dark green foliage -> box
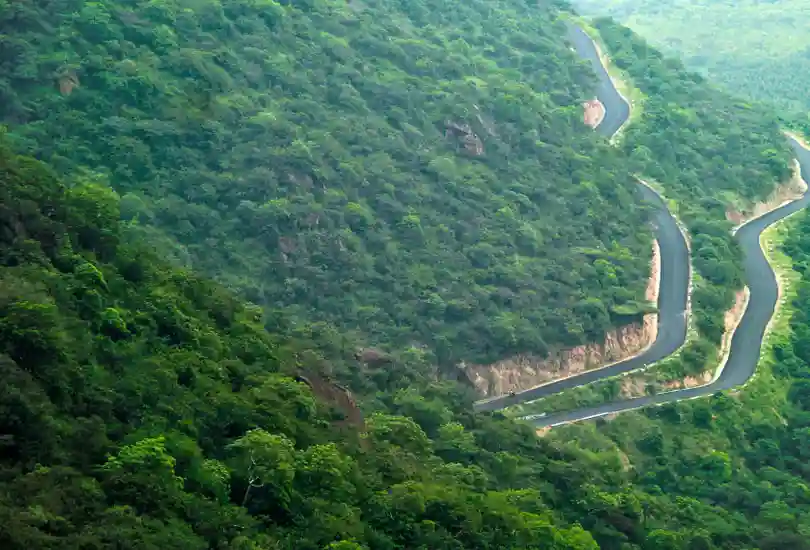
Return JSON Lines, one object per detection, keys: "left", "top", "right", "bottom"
{"left": 5, "top": 1, "right": 810, "bottom": 548}
{"left": 0, "top": 0, "right": 655, "bottom": 366}
{"left": 0, "top": 142, "right": 613, "bottom": 548}
{"left": 8, "top": 121, "right": 810, "bottom": 549}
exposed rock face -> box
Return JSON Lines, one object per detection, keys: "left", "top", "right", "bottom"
{"left": 445, "top": 120, "right": 485, "bottom": 156}
{"left": 295, "top": 373, "right": 364, "bottom": 429}
{"left": 464, "top": 241, "right": 660, "bottom": 398}
{"left": 582, "top": 98, "right": 605, "bottom": 128}
{"left": 619, "top": 375, "right": 648, "bottom": 398}
{"left": 58, "top": 72, "right": 80, "bottom": 96}
{"left": 355, "top": 347, "right": 392, "bottom": 366}
{"left": 660, "top": 370, "right": 713, "bottom": 391}
{"left": 466, "top": 320, "right": 655, "bottom": 398}
{"left": 719, "top": 289, "right": 748, "bottom": 365}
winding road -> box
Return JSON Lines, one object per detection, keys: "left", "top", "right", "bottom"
{"left": 474, "top": 25, "right": 690, "bottom": 414}
{"left": 475, "top": 24, "right": 810, "bottom": 427}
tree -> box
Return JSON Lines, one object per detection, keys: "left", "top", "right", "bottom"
{"left": 101, "top": 436, "right": 184, "bottom": 516}
{"left": 228, "top": 429, "right": 296, "bottom": 512}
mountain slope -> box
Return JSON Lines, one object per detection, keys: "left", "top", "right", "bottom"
{"left": 0, "top": 0, "right": 653, "bottom": 366}
{"left": 0, "top": 138, "right": 609, "bottom": 549}
{"left": 7, "top": 128, "right": 810, "bottom": 550}
{"left": 6, "top": 2, "right": 810, "bottom": 548}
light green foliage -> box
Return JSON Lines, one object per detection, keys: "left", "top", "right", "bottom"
{"left": 572, "top": 0, "right": 810, "bottom": 115}
{"left": 325, "top": 542, "right": 366, "bottom": 550}
{"left": 296, "top": 442, "right": 356, "bottom": 499}
{"left": 197, "top": 458, "right": 231, "bottom": 503}
{"left": 435, "top": 422, "right": 478, "bottom": 463}
{"left": 366, "top": 413, "right": 433, "bottom": 457}
{"left": 101, "top": 436, "right": 185, "bottom": 512}
{"left": 229, "top": 429, "right": 297, "bottom": 509}
{"left": 74, "top": 260, "right": 107, "bottom": 289}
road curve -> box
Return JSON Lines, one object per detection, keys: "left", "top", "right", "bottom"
{"left": 476, "top": 23, "right": 810, "bottom": 426}
{"left": 474, "top": 24, "right": 690, "bottom": 414}
{"left": 533, "top": 138, "right": 810, "bottom": 428}
{"left": 519, "top": 23, "right": 810, "bottom": 427}
{"left": 566, "top": 24, "right": 628, "bottom": 138}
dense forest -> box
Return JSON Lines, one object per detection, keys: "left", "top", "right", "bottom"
{"left": 571, "top": 0, "right": 810, "bottom": 116}
{"left": 7, "top": 133, "right": 810, "bottom": 549}
{"left": 9, "top": 128, "right": 810, "bottom": 548}
{"left": 0, "top": 0, "right": 658, "bottom": 368}
{"left": 6, "top": 0, "right": 810, "bottom": 548}
{"left": 0, "top": 141, "right": 596, "bottom": 548}
{"left": 591, "top": 17, "right": 794, "bottom": 380}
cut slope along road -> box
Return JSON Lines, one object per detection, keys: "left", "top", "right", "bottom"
{"left": 533, "top": 135, "right": 810, "bottom": 428}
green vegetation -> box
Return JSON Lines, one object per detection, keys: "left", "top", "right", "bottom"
{"left": 508, "top": 19, "right": 797, "bottom": 417}
{"left": 7, "top": 0, "right": 810, "bottom": 548}
{"left": 571, "top": 0, "right": 810, "bottom": 115}
{"left": 575, "top": 16, "right": 646, "bottom": 136}
{"left": 0, "top": 140, "right": 609, "bottom": 549}
{"left": 518, "top": 205, "right": 810, "bottom": 550}
{"left": 514, "top": 216, "right": 802, "bottom": 420}
{"left": 0, "top": 0, "right": 658, "bottom": 367}
{"left": 9, "top": 135, "right": 810, "bottom": 548}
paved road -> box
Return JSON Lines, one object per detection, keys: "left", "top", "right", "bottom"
{"left": 475, "top": 24, "right": 690, "bottom": 413}
{"left": 533, "top": 137, "right": 810, "bottom": 428}
{"left": 477, "top": 24, "right": 810, "bottom": 428}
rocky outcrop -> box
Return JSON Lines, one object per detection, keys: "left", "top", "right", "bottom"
{"left": 661, "top": 370, "right": 714, "bottom": 392}
{"left": 295, "top": 373, "right": 364, "bottom": 429}
{"left": 617, "top": 369, "right": 714, "bottom": 401}
{"left": 445, "top": 120, "right": 485, "bottom": 156}
{"left": 583, "top": 98, "right": 605, "bottom": 128}
{"left": 58, "top": 72, "right": 80, "bottom": 96}
{"left": 718, "top": 289, "right": 748, "bottom": 368}
{"left": 355, "top": 347, "right": 392, "bottom": 366}
{"left": 464, "top": 241, "right": 660, "bottom": 398}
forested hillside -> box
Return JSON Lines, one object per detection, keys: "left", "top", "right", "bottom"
{"left": 570, "top": 0, "right": 810, "bottom": 116}
{"left": 0, "top": 0, "right": 656, "bottom": 367}
{"left": 546, "top": 206, "right": 810, "bottom": 550}
{"left": 11, "top": 123, "right": 810, "bottom": 549}
{"left": 7, "top": 0, "right": 810, "bottom": 547}
{"left": 8, "top": 134, "right": 810, "bottom": 549}
{"left": 0, "top": 141, "right": 600, "bottom": 548}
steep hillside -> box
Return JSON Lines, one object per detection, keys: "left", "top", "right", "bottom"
{"left": 570, "top": 0, "right": 810, "bottom": 115}
{"left": 0, "top": 0, "right": 653, "bottom": 368}
{"left": 7, "top": 130, "right": 810, "bottom": 549}
{"left": 546, "top": 205, "right": 810, "bottom": 549}
{"left": 0, "top": 139, "right": 614, "bottom": 549}
{"left": 6, "top": 0, "right": 810, "bottom": 547}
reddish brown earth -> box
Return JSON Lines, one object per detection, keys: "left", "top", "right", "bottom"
{"left": 583, "top": 98, "right": 605, "bottom": 128}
